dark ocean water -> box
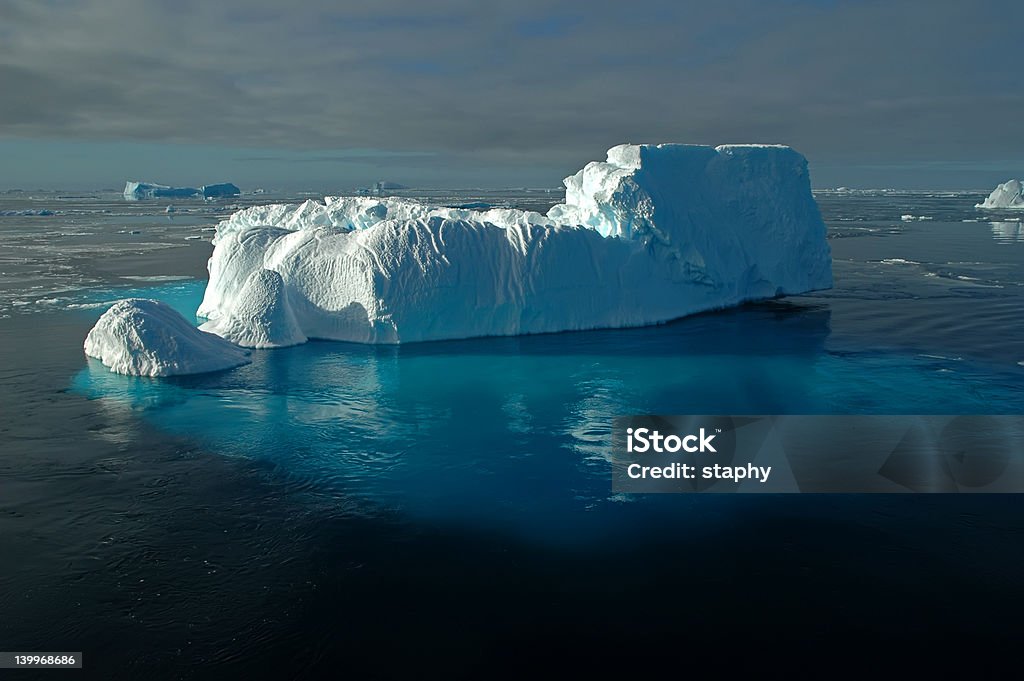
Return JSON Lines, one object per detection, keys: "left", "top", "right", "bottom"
{"left": 1, "top": 189, "right": 1023, "bottom": 678}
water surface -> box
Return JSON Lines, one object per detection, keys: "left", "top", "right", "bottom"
{"left": 2, "top": 188, "right": 1023, "bottom": 678}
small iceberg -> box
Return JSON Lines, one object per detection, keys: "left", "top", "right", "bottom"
{"left": 976, "top": 179, "right": 1024, "bottom": 210}
{"left": 84, "top": 299, "right": 251, "bottom": 376}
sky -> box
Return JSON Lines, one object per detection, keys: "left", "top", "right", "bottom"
{"left": 0, "top": 0, "right": 1021, "bottom": 190}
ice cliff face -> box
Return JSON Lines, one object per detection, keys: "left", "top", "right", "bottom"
{"left": 199, "top": 269, "right": 307, "bottom": 348}
{"left": 977, "top": 179, "right": 1024, "bottom": 210}
{"left": 85, "top": 299, "right": 251, "bottom": 376}
{"left": 198, "top": 144, "right": 832, "bottom": 345}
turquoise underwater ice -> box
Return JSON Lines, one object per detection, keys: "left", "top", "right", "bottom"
{"left": 73, "top": 278, "right": 1024, "bottom": 544}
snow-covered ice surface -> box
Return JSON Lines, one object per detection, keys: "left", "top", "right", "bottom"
{"left": 84, "top": 298, "right": 251, "bottom": 376}
{"left": 199, "top": 269, "right": 307, "bottom": 348}
{"left": 200, "top": 144, "right": 833, "bottom": 345}
{"left": 977, "top": 179, "right": 1024, "bottom": 210}
{"left": 0, "top": 187, "right": 556, "bottom": 319}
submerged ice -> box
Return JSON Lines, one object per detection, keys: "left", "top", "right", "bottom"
{"left": 89, "top": 143, "right": 832, "bottom": 374}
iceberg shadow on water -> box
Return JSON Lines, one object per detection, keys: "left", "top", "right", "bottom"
{"left": 320, "top": 299, "right": 835, "bottom": 360}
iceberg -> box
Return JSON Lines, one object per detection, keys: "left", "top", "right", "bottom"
{"left": 976, "top": 179, "right": 1024, "bottom": 210}
{"left": 198, "top": 143, "right": 832, "bottom": 345}
{"left": 84, "top": 299, "right": 251, "bottom": 376}
{"left": 123, "top": 181, "right": 241, "bottom": 200}
{"left": 124, "top": 182, "right": 200, "bottom": 200}
{"left": 200, "top": 183, "right": 242, "bottom": 199}
{"left": 374, "top": 181, "right": 407, "bottom": 192}
{"left": 356, "top": 181, "right": 408, "bottom": 195}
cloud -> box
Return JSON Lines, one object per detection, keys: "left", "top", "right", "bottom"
{"left": 0, "top": 0, "right": 1021, "bottom": 168}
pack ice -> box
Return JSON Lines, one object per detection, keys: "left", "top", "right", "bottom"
{"left": 976, "top": 179, "right": 1024, "bottom": 210}
{"left": 124, "top": 181, "right": 241, "bottom": 200}
{"left": 199, "top": 144, "right": 831, "bottom": 345}
{"left": 85, "top": 299, "right": 251, "bottom": 376}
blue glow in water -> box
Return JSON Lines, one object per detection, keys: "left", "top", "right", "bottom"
{"left": 74, "top": 281, "right": 1024, "bottom": 544}
{"left": 71, "top": 280, "right": 207, "bottom": 321}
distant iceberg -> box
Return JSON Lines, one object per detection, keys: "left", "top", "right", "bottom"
{"left": 199, "top": 144, "right": 832, "bottom": 345}
{"left": 200, "top": 183, "right": 242, "bottom": 198}
{"left": 976, "top": 179, "right": 1024, "bottom": 210}
{"left": 123, "top": 181, "right": 241, "bottom": 201}
{"left": 355, "top": 180, "right": 409, "bottom": 196}
{"left": 85, "top": 299, "right": 250, "bottom": 376}
{"left": 123, "top": 182, "right": 197, "bottom": 200}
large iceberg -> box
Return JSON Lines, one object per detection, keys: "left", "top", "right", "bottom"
{"left": 124, "top": 181, "right": 241, "bottom": 200}
{"left": 198, "top": 144, "right": 832, "bottom": 345}
{"left": 85, "top": 299, "right": 251, "bottom": 376}
{"left": 976, "top": 179, "right": 1024, "bottom": 210}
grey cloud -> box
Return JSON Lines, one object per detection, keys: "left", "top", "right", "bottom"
{"left": 0, "top": 0, "right": 1021, "bottom": 168}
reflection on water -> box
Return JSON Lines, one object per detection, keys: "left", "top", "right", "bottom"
{"left": 991, "top": 221, "right": 1024, "bottom": 243}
